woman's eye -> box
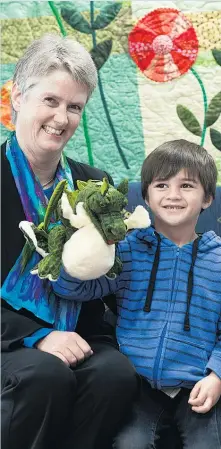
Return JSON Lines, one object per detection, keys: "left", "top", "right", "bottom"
{"left": 68, "top": 104, "right": 82, "bottom": 113}
{"left": 45, "top": 97, "right": 56, "bottom": 106}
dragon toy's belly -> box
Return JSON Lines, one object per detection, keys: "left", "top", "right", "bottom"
{"left": 62, "top": 224, "right": 115, "bottom": 280}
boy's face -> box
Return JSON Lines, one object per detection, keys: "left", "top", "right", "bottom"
{"left": 146, "top": 169, "right": 212, "bottom": 231}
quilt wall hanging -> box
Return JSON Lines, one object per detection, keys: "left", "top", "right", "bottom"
{"left": 1, "top": 1, "right": 221, "bottom": 185}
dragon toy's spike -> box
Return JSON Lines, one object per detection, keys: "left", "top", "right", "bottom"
{"left": 64, "top": 187, "right": 79, "bottom": 209}
{"left": 117, "top": 179, "right": 128, "bottom": 195}
{"left": 77, "top": 180, "right": 87, "bottom": 191}
{"left": 43, "top": 180, "right": 67, "bottom": 231}
{"left": 100, "top": 177, "right": 109, "bottom": 196}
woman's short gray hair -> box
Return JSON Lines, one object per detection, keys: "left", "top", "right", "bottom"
{"left": 12, "top": 33, "right": 98, "bottom": 122}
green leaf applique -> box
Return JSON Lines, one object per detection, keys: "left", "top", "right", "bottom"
{"left": 210, "top": 128, "right": 221, "bottom": 151}
{"left": 212, "top": 49, "right": 221, "bottom": 66}
{"left": 60, "top": 2, "right": 91, "bottom": 34}
{"left": 176, "top": 105, "right": 202, "bottom": 136}
{"left": 205, "top": 92, "right": 221, "bottom": 127}
{"left": 90, "top": 39, "right": 113, "bottom": 71}
{"left": 93, "top": 2, "right": 122, "bottom": 30}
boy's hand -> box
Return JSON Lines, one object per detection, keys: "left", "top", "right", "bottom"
{"left": 188, "top": 372, "right": 221, "bottom": 414}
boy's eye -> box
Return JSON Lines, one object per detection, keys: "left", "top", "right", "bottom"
{"left": 181, "top": 183, "right": 194, "bottom": 188}
{"left": 155, "top": 183, "right": 167, "bottom": 189}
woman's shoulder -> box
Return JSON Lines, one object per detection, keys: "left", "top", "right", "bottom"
{"left": 1, "top": 140, "right": 7, "bottom": 157}
{"left": 1, "top": 140, "right": 7, "bottom": 150}
{"left": 1, "top": 140, "right": 10, "bottom": 172}
{"left": 67, "top": 157, "right": 114, "bottom": 185}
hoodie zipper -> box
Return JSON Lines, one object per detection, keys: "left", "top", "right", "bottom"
{"left": 171, "top": 248, "right": 179, "bottom": 292}
{"left": 153, "top": 323, "right": 167, "bottom": 388}
{"left": 152, "top": 247, "right": 180, "bottom": 388}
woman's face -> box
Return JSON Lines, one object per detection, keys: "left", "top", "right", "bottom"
{"left": 11, "top": 69, "right": 88, "bottom": 157}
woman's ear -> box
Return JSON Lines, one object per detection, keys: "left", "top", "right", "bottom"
{"left": 11, "top": 83, "right": 22, "bottom": 112}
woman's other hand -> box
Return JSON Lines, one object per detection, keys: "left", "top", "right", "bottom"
{"left": 36, "top": 330, "right": 93, "bottom": 367}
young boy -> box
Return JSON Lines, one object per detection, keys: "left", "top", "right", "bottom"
{"left": 53, "top": 139, "right": 221, "bottom": 449}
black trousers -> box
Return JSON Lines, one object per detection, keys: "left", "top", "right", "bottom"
{"left": 1, "top": 339, "right": 138, "bottom": 449}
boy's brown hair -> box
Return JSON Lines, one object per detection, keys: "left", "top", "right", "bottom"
{"left": 141, "top": 139, "right": 217, "bottom": 201}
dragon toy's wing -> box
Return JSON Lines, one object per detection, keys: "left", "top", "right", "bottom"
{"left": 19, "top": 221, "right": 49, "bottom": 272}
{"left": 31, "top": 225, "right": 67, "bottom": 281}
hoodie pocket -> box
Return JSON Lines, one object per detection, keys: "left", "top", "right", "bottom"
{"left": 163, "top": 334, "right": 209, "bottom": 379}
{"left": 117, "top": 328, "right": 163, "bottom": 373}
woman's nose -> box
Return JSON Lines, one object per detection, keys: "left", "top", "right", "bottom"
{"left": 54, "top": 108, "right": 68, "bottom": 126}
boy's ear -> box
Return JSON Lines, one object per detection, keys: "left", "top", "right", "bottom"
{"left": 145, "top": 197, "right": 149, "bottom": 208}
{"left": 11, "top": 83, "right": 22, "bottom": 112}
{"left": 202, "top": 195, "right": 213, "bottom": 210}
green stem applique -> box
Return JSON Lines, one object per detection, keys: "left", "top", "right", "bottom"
{"left": 190, "top": 67, "right": 208, "bottom": 146}
{"left": 48, "top": 1, "right": 94, "bottom": 166}
{"left": 90, "top": 2, "right": 129, "bottom": 169}
{"left": 48, "top": 1, "right": 67, "bottom": 36}
{"left": 83, "top": 110, "right": 94, "bottom": 166}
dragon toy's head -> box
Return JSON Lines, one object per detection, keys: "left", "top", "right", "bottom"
{"left": 75, "top": 178, "right": 128, "bottom": 244}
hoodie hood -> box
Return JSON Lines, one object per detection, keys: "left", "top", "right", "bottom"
{"left": 134, "top": 226, "right": 221, "bottom": 253}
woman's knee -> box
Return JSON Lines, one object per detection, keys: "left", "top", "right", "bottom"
{"left": 20, "top": 350, "right": 77, "bottom": 401}
{"left": 89, "top": 344, "right": 138, "bottom": 398}
{"left": 108, "top": 351, "right": 138, "bottom": 399}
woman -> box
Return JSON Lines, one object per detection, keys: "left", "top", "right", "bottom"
{"left": 1, "top": 34, "right": 137, "bottom": 449}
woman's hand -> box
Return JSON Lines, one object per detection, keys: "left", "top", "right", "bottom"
{"left": 188, "top": 371, "right": 221, "bottom": 413}
{"left": 36, "top": 330, "right": 93, "bottom": 367}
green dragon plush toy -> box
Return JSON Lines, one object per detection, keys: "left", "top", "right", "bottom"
{"left": 19, "top": 178, "right": 151, "bottom": 281}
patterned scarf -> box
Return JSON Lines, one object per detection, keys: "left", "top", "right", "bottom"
{"left": 1, "top": 132, "right": 82, "bottom": 330}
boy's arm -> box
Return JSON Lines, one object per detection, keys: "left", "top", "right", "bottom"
{"left": 52, "top": 240, "right": 131, "bottom": 301}
{"left": 205, "top": 315, "right": 221, "bottom": 379}
{"left": 188, "top": 316, "right": 221, "bottom": 414}
{"left": 53, "top": 267, "right": 119, "bottom": 300}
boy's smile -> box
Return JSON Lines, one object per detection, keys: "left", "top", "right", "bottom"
{"left": 146, "top": 169, "right": 212, "bottom": 242}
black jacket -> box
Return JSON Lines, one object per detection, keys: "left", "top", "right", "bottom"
{"left": 1, "top": 141, "right": 114, "bottom": 351}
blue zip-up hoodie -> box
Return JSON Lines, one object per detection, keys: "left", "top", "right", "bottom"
{"left": 54, "top": 227, "right": 221, "bottom": 389}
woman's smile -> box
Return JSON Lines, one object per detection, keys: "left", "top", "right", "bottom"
{"left": 42, "top": 125, "right": 64, "bottom": 136}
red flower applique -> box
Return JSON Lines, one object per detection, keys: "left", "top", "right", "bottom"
{"left": 0, "top": 80, "right": 15, "bottom": 131}
{"left": 128, "top": 8, "right": 198, "bottom": 82}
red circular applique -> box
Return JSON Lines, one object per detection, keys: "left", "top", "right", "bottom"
{"left": 0, "top": 80, "right": 15, "bottom": 131}
{"left": 128, "top": 8, "right": 199, "bottom": 82}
